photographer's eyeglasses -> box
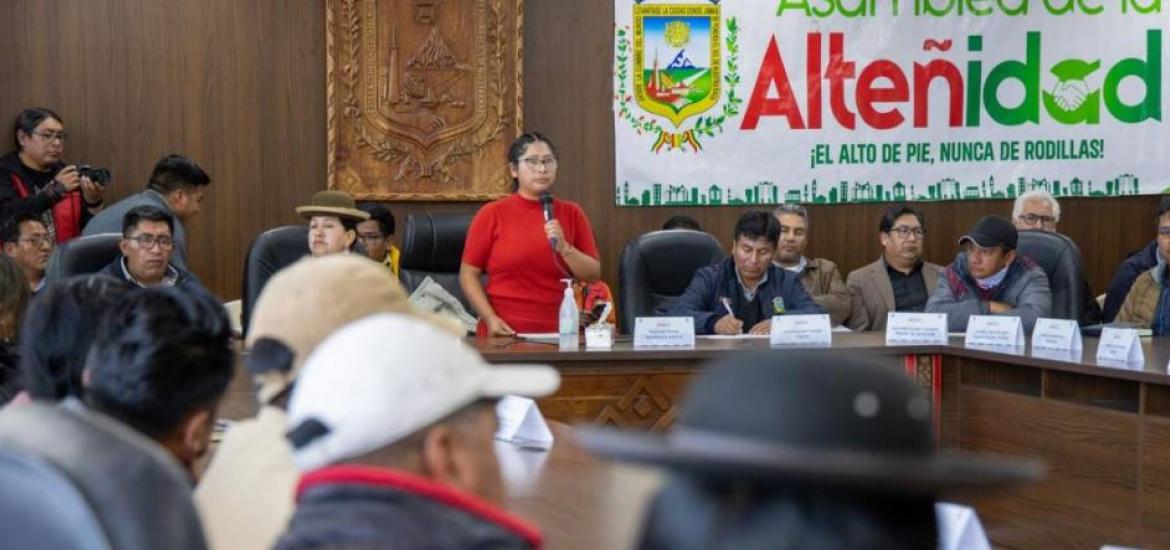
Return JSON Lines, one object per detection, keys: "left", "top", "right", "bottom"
{"left": 519, "top": 156, "right": 558, "bottom": 169}
{"left": 17, "top": 236, "right": 53, "bottom": 248}
{"left": 126, "top": 234, "right": 175, "bottom": 250}
{"left": 32, "top": 131, "right": 67, "bottom": 143}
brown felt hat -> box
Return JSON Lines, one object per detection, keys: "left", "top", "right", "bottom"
{"left": 295, "top": 190, "right": 369, "bottom": 222}
{"left": 579, "top": 351, "right": 1044, "bottom": 495}
{"left": 246, "top": 254, "right": 461, "bottom": 404}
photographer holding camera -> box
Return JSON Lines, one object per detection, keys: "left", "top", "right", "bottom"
{"left": 0, "top": 107, "right": 106, "bottom": 244}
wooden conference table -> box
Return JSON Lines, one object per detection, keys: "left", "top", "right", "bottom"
{"left": 478, "top": 333, "right": 1170, "bottom": 550}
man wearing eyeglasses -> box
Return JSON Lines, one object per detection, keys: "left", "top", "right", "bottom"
{"left": 99, "top": 205, "right": 201, "bottom": 290}
{"left": 357, "top": 203, "right": 399, "bottom": 276}
{"left": 0, "top": 213, "right": 52, "bottom": 292}
{"left": 1011, "top": 189, "right": 1061, "bottom": 232}
{"left": 0, "top": 107, "right": 104, "bottom": 243}
{"left": 1010, "top": 190, "right": 1103, "bottom": 325}
{"left": 927, "top": 215, "right": 1051, "bottom": 332}
{"left": 1115, "top": 199, "right": 1170, "bottom": 334}
{"left": 845, "top": 206, "right": 944, "bottom": 331}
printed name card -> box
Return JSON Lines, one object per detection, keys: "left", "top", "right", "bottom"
{"left": 964, "top": 315, "right": 1024, "bottom": 349}
{"left": 770, "top": 314, "right": 832, "bottom": 347}
{"left": 634, "top": 317, "right": 695, "bottom": 348}
{"left": 495, "top": 396, "right": 554, "bottom": 450}
{"left": 885, "top": 312, "right": 948, "bottom": 345}
{"left": 1096, "top": 327, "right": 1144, "bottom": 365}
{"left": 1031, "top": 318, "right": 1082, "bottom": 352}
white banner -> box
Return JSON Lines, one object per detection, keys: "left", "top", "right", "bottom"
{"left": 613, "top": 0, "right": 1168, "bottom": 207}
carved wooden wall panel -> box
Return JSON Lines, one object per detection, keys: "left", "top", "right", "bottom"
{"left": 326, "top": 0, "right": 523, "bottom": 201}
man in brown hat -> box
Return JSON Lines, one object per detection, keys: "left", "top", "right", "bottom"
{"left": 195, "top": 255, "right": 458, "bottom": 550}
{"left": 295, "top": 190, "right": 369, "bottom": 257}
{"left": 580, "top": 351, "right": 1043, "bottom": 549}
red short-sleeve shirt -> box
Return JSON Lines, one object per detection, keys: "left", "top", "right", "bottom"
{"left": 462, "top": 193, "right": 600, "bottom": 333}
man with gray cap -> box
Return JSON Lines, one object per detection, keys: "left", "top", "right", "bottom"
{"left": 926, "top": 215, "right": 1052, "bottom": 332}
{"left": 195, "top": 254, "right": 458, "bottom": 550}
{"left": 276, "top": 313, "right": 560, "bottom": 549}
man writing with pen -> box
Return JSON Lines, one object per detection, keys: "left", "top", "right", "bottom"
{"left": 662, "top": 211, "right": 825, "bottom": 335}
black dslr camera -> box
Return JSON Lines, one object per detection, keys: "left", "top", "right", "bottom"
{"left": 76, "top": 165, "right": 111, "bottom": 186}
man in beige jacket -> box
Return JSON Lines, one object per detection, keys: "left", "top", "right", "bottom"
{"left": 195, "top": 254, "right": 459, "bottom": 550}
{"left": 1116, "top": 202, "right": 1170, "bottom": 333}
{"left": 772, "top": 204, "right": 851, "bottom": 326}
{"left": 846, "top": 206, "right": 943, "bottom": 331}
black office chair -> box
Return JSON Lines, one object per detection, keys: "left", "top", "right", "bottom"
{"left": 398, "top": 212, "right": 476, "bottom": 312}
{"left": 0, "top": 402, "right": 207, "bottom": 550}
{"left": 1017, "top": 230, "right": 1084, "bottom": 322}
{"left": 618, "top": 229, "right": 725, "bottom": 331}
{"left": 241, "top": 225, "right": 309, "bottom": 336}
{"left": 44, "top": 232, "right": 123, "bottom": 281}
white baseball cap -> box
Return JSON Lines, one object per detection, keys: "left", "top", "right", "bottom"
{"left": 286, "top": 313, "right": 561, "bottom": 472}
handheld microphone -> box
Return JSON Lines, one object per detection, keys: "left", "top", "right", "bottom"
{"left": 539, "top": 192, "right": 557, "bottom": 250}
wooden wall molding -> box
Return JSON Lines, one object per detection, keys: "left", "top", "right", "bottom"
{"left": 326, "top": 0, "right": 523, "bottom": 201}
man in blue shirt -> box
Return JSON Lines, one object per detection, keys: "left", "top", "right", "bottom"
{"left": 663, "top": 211, "right": 824, "bottom": 335}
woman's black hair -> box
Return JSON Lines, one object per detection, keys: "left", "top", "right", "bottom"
{"left": 507, "top": 132, "right": 558, "bottom": 192}
{"left": 13, "top": 107, "right": 63, "bottom": 151}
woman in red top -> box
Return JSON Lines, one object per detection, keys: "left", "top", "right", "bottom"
{"left": 460, "top": 133, "right": 601, "bottom": 336}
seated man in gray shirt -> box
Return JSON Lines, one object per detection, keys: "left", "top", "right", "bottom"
{"left": 926, "top": 215, "right": 1051, "bottom": 332}
{"left": 83, "top": 154, "right": 210, "bottom": 271}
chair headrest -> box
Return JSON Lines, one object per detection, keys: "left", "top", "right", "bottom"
{"left": 629, "top": 229, "right": 725, "bottom": 295}
{"left": 0, "top": 448, "right": 107, "bottom": 550}
{"left": 1016, "top": 230, "right": 1082, "bottom": 274}
{"left": 0, "top": 402, "right": 207, "bottom": 550}
{"left": 400, "top": 213, "right": 474, "bottom": 272}
{"left": 46, "top": 232, "right": 123, "bottom": 279}
{"left": 247, "top": 225, "right": 310, "bottom": 270}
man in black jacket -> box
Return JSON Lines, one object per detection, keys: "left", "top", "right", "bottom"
{"left": 99, "top": 205, "right": 202, "bottom": 291}
{"left": 663, "top": 210, "right": 824, "bottom": 335}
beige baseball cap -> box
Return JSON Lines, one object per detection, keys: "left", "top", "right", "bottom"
{"left": 246, "top": 254, "right": 461, "bottom": 404}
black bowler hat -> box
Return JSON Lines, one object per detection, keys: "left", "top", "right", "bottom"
{"left": 958, "top": 215, "right": 1018, "bottom": 250}
{"left": 577, "top": 351, "right": 1043, "bottom": 494}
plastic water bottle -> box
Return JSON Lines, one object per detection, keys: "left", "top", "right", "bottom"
{"left": 559, "top": 278, "right": 578, "bottom": 350}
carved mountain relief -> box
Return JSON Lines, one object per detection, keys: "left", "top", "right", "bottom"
{"left": 327, "top": 0, "right": 523, "bottom": 200}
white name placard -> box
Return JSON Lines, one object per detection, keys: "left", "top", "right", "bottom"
{"left": 1096, "top": 327, "right": 1143, "bottom": 365}
{"left": 634, "top": 317, "right": 695, "bottom": 348}
{"left": 584, "top": 324, "right": 614, "bottom": 349}
{"left": 494, "top": 396, "right": 554, "bottom": 450}
{"left": 770, "top": 314, "right": 832, "bottom": 347}
{"left": 964, "top": 315, "right": 1024, "bottom": 349}
{"left": 1031, "top": 318, "right": 1082, "bottom": 353}
{"left": 885, "top": 312, "right": 948, "bottom": 346}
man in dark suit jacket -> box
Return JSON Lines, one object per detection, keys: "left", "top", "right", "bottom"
{"left": 663, "top": 211, "right": 824, "bottom": 335}
{"left": 846, "top": 206, "right": 943, "bottom": 331}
